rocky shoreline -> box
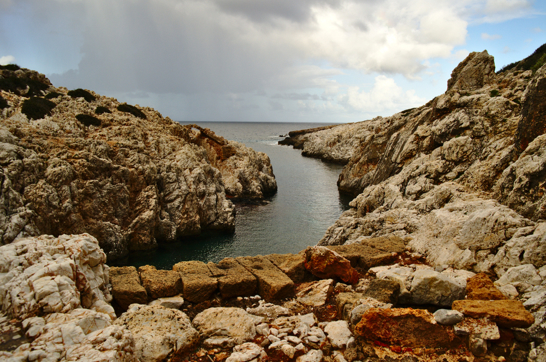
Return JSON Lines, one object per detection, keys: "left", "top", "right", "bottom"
{"left": 0, "top": 66, "right": 276, "bottom": 261}
{"left": 1, "top": 46, "right": 546, "bottom": 362}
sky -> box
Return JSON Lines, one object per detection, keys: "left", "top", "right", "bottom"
{"left": 1, "top": 0, "right": 545, "bottom": 124}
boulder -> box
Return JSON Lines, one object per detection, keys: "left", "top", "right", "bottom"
{"left": 433, "top": 309, "right": 464, "bottom": 325}
{"left": 246, "top": 301, "right": 291, "bottom": 320}
{"left": 148, "top": 296, "right": 184, "bottom": 309}
{"left": 453, "top": 317, "right": 500, "bottom": 340}
{"left": 267, "top": 253, "right": 315, "bottom": 283}
{"left": 110, "top": 266, "right": 148, "bottom": 310}
{"left": 138, "top": 265, "right": 182, "bottom": 300}
{"left": 208, "top": 258, "right": 257, "bottom": 298}
{"left": 296, "top": 350, "right": 323, "bottom": 362}
{"left": 466, "top": 273, "right": 506, "bottom": 300}
{"left": 173, "top": 260, "right": 217, "bottom": 303}
{"left": 226, "top": 342, "right": 266, "bottom": 362}
{"left": 192, "top": 307, "right": 257, "bottom": 347}
{"left": 452, "top": 299, "right": 535, "bottom": 328}
{"left": 0, "top": 234, "right": 113, "bottom": 320}
{"left": 324, "top": 320, "right": 352, "bottom": 349}
{"left": 410, "top": 269, "right": 466, "bottom": 306}
{"left": 236, "top": 255, "right": 294, "bottom": 300}
{"left": 296, "top": 279, "right": 334, "bottom": 307}
{"left": 114, "top": 305, "right": 198, "bottom": 362}
{"left": 354, "top": 308, "right": 464, "bottom": 349}
{"left": 1, "top": 308, "right": 135, "bottom": 362}
{"left": 447, "top": 50, "right": 496, "bottom": 92}
{"left": 350, "top": 297, "right": 392, "bottom": 325}
{"left": 495, "top": 264, "right": 542, "bottom": 288}
{"left": 361, "top": 278, "right": 400, "bottom": 304}
{"left": 303, "top": 246, "right": 360, "bottom": 284}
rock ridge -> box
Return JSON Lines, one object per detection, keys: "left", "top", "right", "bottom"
{"left": 0, "top": 67, "right": 277, "bottom": 261}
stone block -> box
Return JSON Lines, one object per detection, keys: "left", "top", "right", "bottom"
{"left": 109, "top": 266, "right": 148, "bottom": 310}
{"left": 173, "top": 260, "right": 217, "bottom": 303}
{"left": 452, "top": 299, "right": 535, "bottom": 328}
{"left": 236, "top": 255, "right": 294, "bottom": 300}
{"left": 138, "top": 265, "right": 182, "bottom": 300}
{"left": 267, "top": 253, "right": 315, "bottom": 283}
{"left": 208, "top": 258, "right": 257, "bottom": 298}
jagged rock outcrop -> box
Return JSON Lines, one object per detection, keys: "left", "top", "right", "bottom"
{"left": 0, "top": 67, "right": 276, "bottom": 260}
{"left": 280, "top": 48, "right": 546, "bottom": 360}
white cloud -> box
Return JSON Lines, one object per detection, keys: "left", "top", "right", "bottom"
{"left": 481, "top": 32, "right": 502, "bottom": 40}
{"left": 346, "top": 75, "right": 426, "bottom": 114}
{"left": 0, "top": 55, "right": 15, "bottom": 65}
{"left": 532, "top": 27, "right": 542, "bottom": 33}
{"left": 485, "top": 0, "right": 531, "bottom": 13}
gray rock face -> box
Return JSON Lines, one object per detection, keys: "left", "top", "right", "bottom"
{"left": 447, "top": 50, "right": 496, "bottom": 91}
{"left": 0, "top": 70, "right": 276, "bottom": 260}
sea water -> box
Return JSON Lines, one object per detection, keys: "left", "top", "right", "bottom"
{"left": 115, "top": 122, "right": 352, "bottom": 269}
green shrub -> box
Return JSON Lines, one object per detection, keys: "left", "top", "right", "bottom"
{"left": 0, "top": 95, "right": 8, "bottom": 110}
{"left": 0, "top": 64, "right": 20, "bottom": 71}
{"left": 117, "top": 103, "right": 146, "bottom": 119}
{"left": 95, "top": 106, "right": 111, "bottom": 115}
{"left": 22, "top": 97, "right": 56, "bottom": 120}
{"left": 490, "top": 89, "right": 500, "bottom": 97}
{"left": 531, "top": 53, "right": 546, "bottom": 74}
{"left": 0, "top": 74, "right": 49, "bottom": 97}
{"left": 76, "top": 114, "right": 101, "bottom": 127}
{"left": 68, "top": 89, "right": 96, "bottom": 102}
{"left": 45, "top": 92, "right": 62, "bottom": 99}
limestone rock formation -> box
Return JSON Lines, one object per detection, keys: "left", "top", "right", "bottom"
{"left": 0, "top": 67, "right": 276, "bottom": 261}
{"left": 0, "top": 234, "right": 113, "bottom": 320}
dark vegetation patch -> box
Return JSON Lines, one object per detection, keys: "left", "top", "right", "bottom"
{"left": 67, "top": 88, "right": 96, "bottom": 102}
{"left": 95, "top": 106, "right": 111, "bottom": 115}
{"left": 45, "top": 92, "right": 62, "bottom": 100}
{"left": 0, "top": 71, "right": 49, "bottom": 97}
{"left": 0, "top": 64, "right": 21, "bottom": 71}
{"left": 117, "top": 103, "right": 146, "bottom": 119}
{"left": 490, "top": 89, "right": 500, "bottom": 97}
{"left": 76, "top": 114, "right": 101, "bottom": 127}
{"left": 21, "top": 97, "right": 56, "bottom": 120}
{"left": 498, "top": 43, "right": 546, "bottom": 74}
{"left": 0, "top": 96, "right": 8, "bottom": 110}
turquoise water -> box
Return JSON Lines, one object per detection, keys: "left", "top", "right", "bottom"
{"left": 114, "top": 122, "right": 352, "bottom": 269}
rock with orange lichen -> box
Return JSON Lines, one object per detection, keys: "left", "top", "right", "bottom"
{"left": 465, "top": 273, "right": 507, "bottom": 300}
{"left": 354, "top": 308, "right": 465, "bottom": 349}
{"left": 304, "top": 246, "right": 360, "bottom": 284}
{"left": 452, "top": 299, "right": 535, "bottom": 328}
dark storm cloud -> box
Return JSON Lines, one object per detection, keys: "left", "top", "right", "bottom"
{"left": 210, "top": 0, "right": 342, "bottom": 23}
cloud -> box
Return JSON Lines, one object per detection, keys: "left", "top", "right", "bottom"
{"left": 345, "top": 75, "right": 426, "bottom": 114}
{"left": 502, "top": 46, "right": 513, "bottom": 53}
{"left": 532, "top": 27, "right": 542, "bottom": 33}
{"left": 0, "top": 55, "right": 15, "bottom": 65}
{"left": 481, "top": 32, "right": 502, "bottom": 40}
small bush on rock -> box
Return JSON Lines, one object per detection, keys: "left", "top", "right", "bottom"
{"left": 490, "top": 89, "right": 500, "bottom": 97}
{"left": 95, "top": 106, "right": 111, "bottom": 115}
{"left": 76, "top": 114, "right": 101, "bottom": 127}
{"left": 117, "top": 103, "right": 146, "bottom": 119}
{"left": 21, "top": 97, "right": 56, "bottom": 120}
{"left": 68, "top": 88, "right": 96, "bottom": 102}
{"left": 0, "top": 73, "right": 49, "bottom": 97}
{"left": 45, "top": 92, "right": 62, "bottom": 99}
{"left": 0, "top": 64, "right": 21, "bottom": 71}
{"left": 0, "top": 95, "right": 8, "bottom": 110}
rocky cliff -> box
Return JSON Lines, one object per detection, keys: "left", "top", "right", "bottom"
{"left": 0, "top": 66, "right": 276, "bottom": 260}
